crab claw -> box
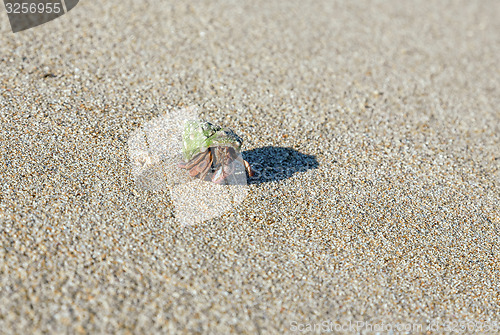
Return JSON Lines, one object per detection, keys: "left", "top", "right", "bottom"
{"left": 177, "top": 150, "right": 208, "bottom": 169}
{"left": 211, "top": 157, "right": 236, "bottom": 184}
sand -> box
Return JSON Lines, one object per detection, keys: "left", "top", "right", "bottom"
{"left": 0, "top": 0, "right": 499, "bottom": 333}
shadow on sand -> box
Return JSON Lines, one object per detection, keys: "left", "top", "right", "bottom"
{"left": 242, "top": 146, "right": 319, "bottom": 185}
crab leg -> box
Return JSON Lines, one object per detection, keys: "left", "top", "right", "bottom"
{"left": 226, "top": 148, "right": 253, "bottom": 177}
{"left": 179, "top": 145, "right": 254, "bottom": 183}
{"left": 233, "top": 155, "right": 254, "bottom": 178}
{"left": 199, "top": 150, "right": 214, "bottom": 181}
{"left": 243, "top": 159, "right": 254, "bottom": 177}
{"left": 188, "top": 151, "right": 212, "bottom": 177}
{"left": 178, "top": 150, "right": 209, "bottom": 170}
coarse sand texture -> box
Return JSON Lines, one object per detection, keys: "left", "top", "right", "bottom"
{"left": 0, "top": 0, "right": 499, "bottom": 334}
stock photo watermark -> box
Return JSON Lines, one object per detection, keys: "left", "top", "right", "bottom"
{"left": 290, "top": 319, "right": 500, "bottom": 333}
{"left": 3, "top": 0, "right": 79, "bottom": 32}
{"left": 128, "top": 106, "right": 319, "bottom": 226}
{"left": 128, "top": 106, "right": 250, "bottom": 226}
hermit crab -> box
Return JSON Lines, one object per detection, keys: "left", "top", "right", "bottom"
{"left": 177, "top": 120, "right": 254, "bottom": 184}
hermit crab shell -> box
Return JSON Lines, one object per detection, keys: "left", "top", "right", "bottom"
{"left": 181, "top": 120, "right": 243, "bottom": 162}
{"left": 128, "top": 106, "right": 251, "bottom": 226}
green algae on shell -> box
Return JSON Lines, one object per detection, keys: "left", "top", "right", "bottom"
{"left": 181, "top": 120, "right": 243, "bottom": 162}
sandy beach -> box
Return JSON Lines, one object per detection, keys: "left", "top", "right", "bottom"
{"left": 0, "top": 0, "right": 499, "bottom": 333}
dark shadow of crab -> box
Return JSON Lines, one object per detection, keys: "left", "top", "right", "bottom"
{"left": 242, "top": 146, "right": 319, "bottom": 185}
